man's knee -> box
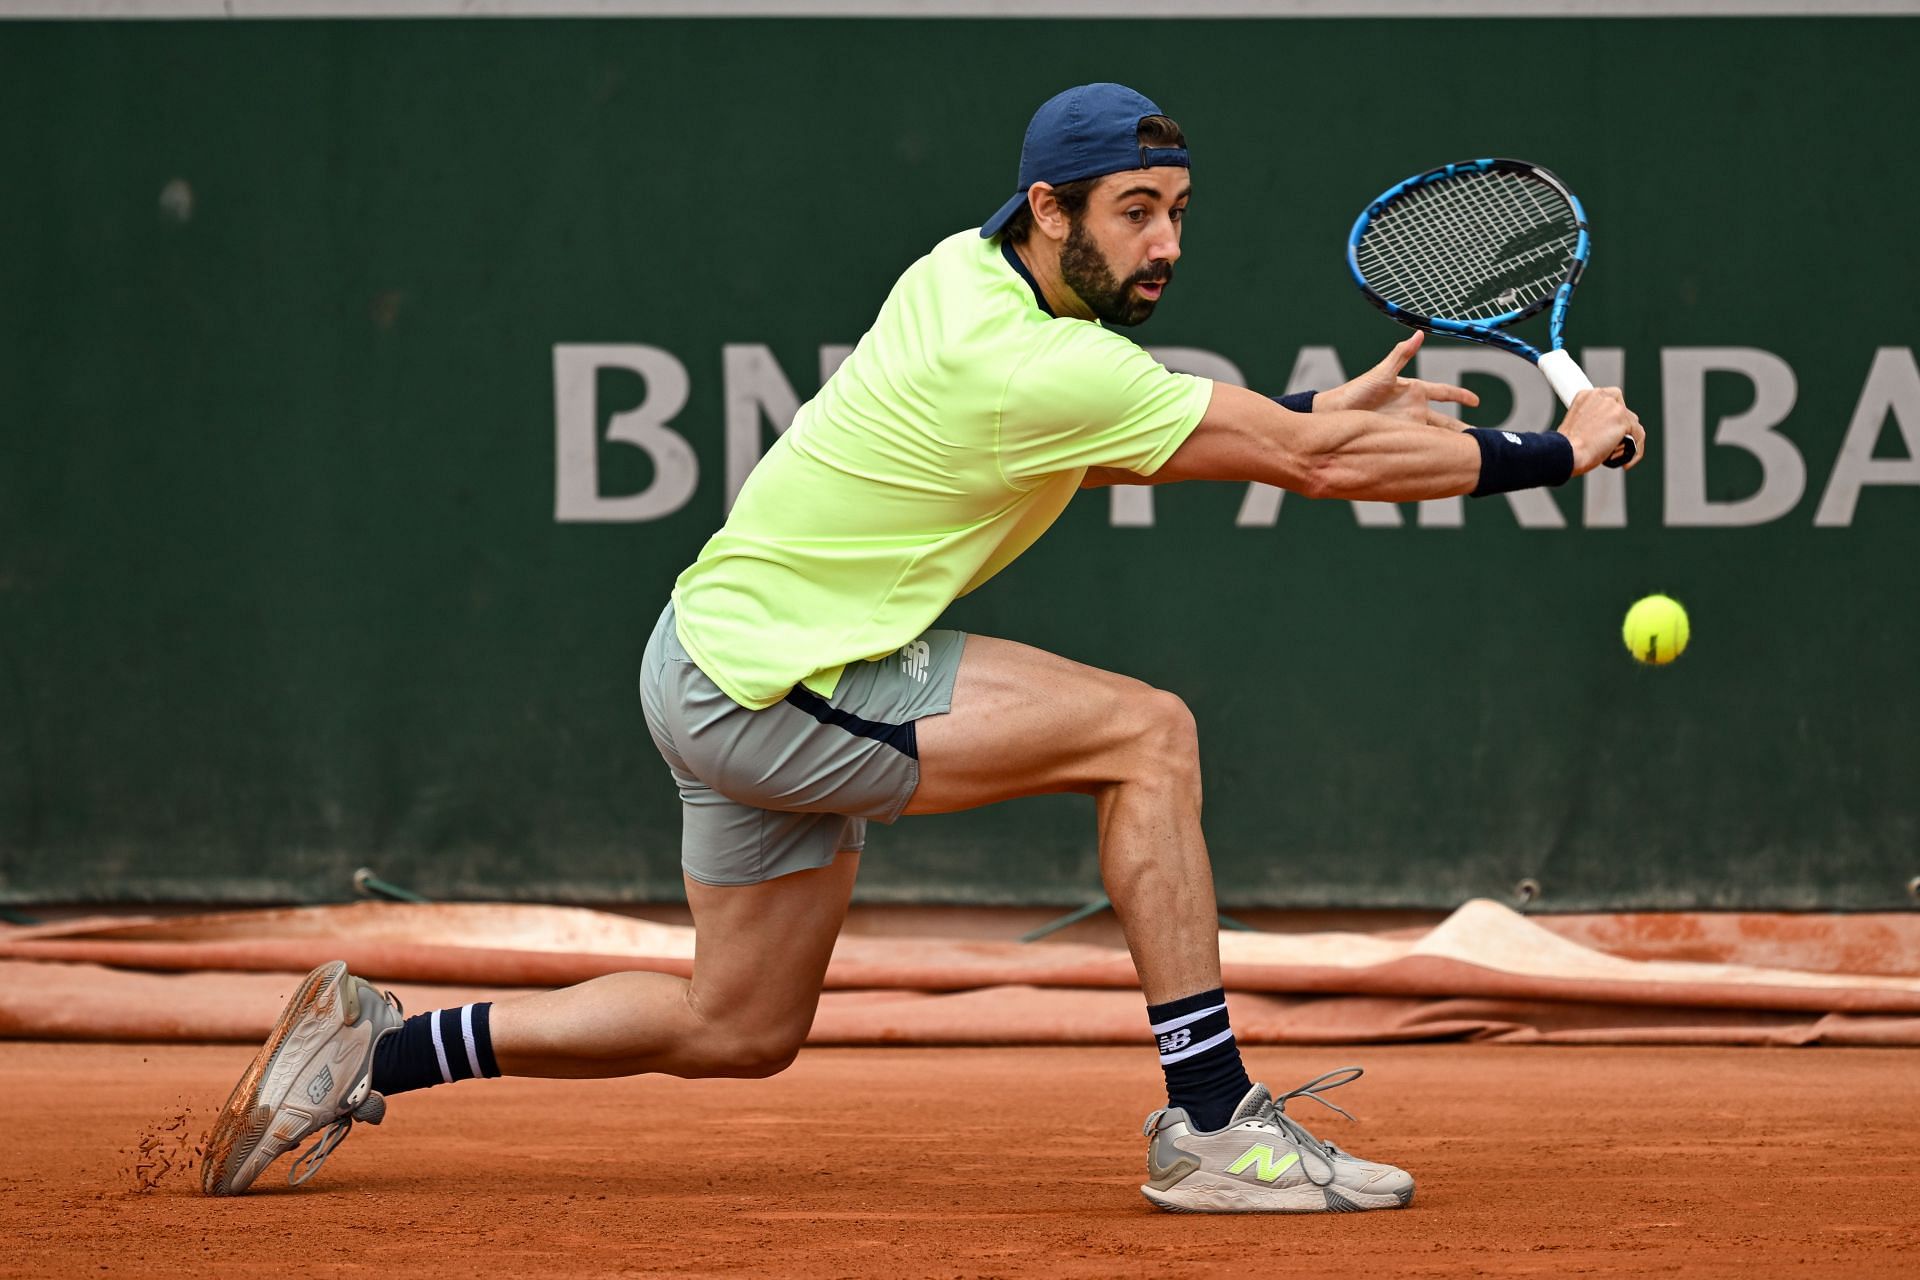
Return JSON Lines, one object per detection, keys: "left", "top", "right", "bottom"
{"left": 1128, "top": 687, "right": 1202, "bottom": 786}
{"left": 693, "top": 1022, "right": 807, "bottom": 1079}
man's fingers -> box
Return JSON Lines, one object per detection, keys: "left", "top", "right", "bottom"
{"left": 1600, "top": 408, "right": 1647, "bottom": 470}
{"left": 1414, "top": 379, "right": 1480, "bottom": 409}
{"left": 1608, "top": 433, "right": 1641, "bottom": 470}
{"left": 1425, "top": 407, "right": 1464, "bottom": 430}
{"left": 1376, "top": 329, "right": 1424, "bottom": 376}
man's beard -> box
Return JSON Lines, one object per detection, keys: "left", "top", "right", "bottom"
{"left": 1060, "top": 219, "right": 1173, "bottom": 327}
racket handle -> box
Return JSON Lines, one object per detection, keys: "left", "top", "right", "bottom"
{"left": 1537, "top": 348, "right": 1592, "bottom": 406}
{"left": 1538, "top": 349, "right": 1635, "bottom": 469}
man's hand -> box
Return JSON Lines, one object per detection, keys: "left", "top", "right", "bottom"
{"left": 1559, "top": 387, "right": 1647, "bottom": 474}
{"left": 1313, "top": 330, "right": 1479, "bottom": 427}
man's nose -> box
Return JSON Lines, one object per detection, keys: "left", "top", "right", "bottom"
{"left": 1152, "top": 216, "right": 1182, "bottom": 264}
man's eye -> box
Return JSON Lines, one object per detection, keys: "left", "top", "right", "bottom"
{"left": 1126, "top": 208, "right": 1147, "bottom": 222}
{"left": 1172, "top": 207, "right": 1185, "bottom": 222}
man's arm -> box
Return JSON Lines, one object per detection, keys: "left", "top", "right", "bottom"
{"left": 1077, "top": 332, "right": 1481, "bottom": 492}
{"left": 1156, "top": 382, "right": 1475, "bottom": 500}
{"left": 1080, "top": 466, "right": 1153, "bottom": 489}
{"left": 1154, "top": 380, "right": 1644, "bottom": 501}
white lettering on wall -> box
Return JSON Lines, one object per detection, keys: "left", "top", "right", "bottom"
{"left": 554, "top": 342, "right": 1906, "bottom": 529}
{"left": 819, "top": 344, "right": 855, "bottom": 382}
{"left": 553, "top": 344, "right": 697, "bottom": 523}
{"left": 1814, "top": 347, "right": 1920, "bottom": 527}
{"left": 1663, "top": 347, "right": 1804, "bottom": 526}
{"left": 1578, "top": 348, "right": 1628, "bottom": 529}
{"left": 723, "top": 344, "right": 804, "bottom": 511}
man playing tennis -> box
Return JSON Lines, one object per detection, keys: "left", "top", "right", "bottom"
{"left": 204, "top": 83, "right": 1645, "bottom": 1211}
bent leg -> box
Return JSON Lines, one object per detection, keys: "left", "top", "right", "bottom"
{"left": 488, "top": 851, "right": 857, "bottom": 1079}
{"left": 908, "top": 636, "right": 1219, "bottom": 1004}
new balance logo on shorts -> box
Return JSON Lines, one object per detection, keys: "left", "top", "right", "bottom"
{"left": 900, "top": 640, "right": 930, "bottom": 683}
{"left": 1156, "top": 1029, "right": 1192, "bottom": 1056}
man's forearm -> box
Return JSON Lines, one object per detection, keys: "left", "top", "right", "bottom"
{"left": 1295, "top": 410, "right": 1480, "bottom": 501}
{"left": 1162, "top": 382, "right": 1585, "bottom": 501}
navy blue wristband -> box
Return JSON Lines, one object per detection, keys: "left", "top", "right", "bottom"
{"left": 1466, "top": 428, "right": 1575, "bottom": 497}
{"left": 1273, "top": 390, "right": 1317, "bottom": 414}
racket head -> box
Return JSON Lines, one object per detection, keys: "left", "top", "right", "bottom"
{"left": 1346, "top": 158, "right": 1589, "bottom": 361}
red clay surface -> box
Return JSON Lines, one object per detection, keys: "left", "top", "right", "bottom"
{"left": 6, "top": 1042, "right": 1917, "bottom": 1277}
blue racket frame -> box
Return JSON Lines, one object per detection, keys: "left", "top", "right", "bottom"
{"left": 1346, "top": 157, "right": 1590, "bottom": 366}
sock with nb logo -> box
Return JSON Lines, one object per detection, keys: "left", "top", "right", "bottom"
{"left": 370, "top": 1003, "right": 502, "bottom": 1097}
{"left": 1147, "top": 987, "right": 1251, "bottom": 1133}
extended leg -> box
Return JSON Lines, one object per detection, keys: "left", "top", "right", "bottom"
{"left": 487, "top": 851, "right": 859, "bottom": 1079}
{"left": 203, "top": 856, "right": 857, "bottom": 1196}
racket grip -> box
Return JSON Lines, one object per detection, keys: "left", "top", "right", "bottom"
{"left": 1538, "top": 349, "right": 1634, "bottom": 469}
{"left": 1537, "top": 348, "right": 1592, "bottom": 407}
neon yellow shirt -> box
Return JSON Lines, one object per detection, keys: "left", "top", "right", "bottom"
{"left": 672, "top": 229, "right": 1214, "bottom": 709}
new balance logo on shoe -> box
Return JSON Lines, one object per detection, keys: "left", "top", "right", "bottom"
{"left": 1156, "top": 1029, "right": 1192, "bottom": 1057}
{"left": 307, "top": 1066, "right": 334, "bottom": 1106}
{"left": 899, "top": 640, "right": 930, "bottom": 683}
{"left": 1227, "top": 1144, "right": 1301, "bottom": 1184}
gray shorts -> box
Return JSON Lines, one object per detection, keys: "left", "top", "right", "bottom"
{"left": 639, "top": 601, "right": 967, "bottom": 886}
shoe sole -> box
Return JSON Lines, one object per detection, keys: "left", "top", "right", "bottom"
{"left": 1141, "top": 1179, "right": 1415, "bottom": 1214}
{"left": 201, "top": 960, "right": 354, "bottom": 1197}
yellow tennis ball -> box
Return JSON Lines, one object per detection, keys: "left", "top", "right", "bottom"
{"left": 1623, "top": 594, "right": 1690, "bottom": 665}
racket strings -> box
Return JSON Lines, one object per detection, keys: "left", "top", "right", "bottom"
{"left": 1356, "top": 170, "right": 1579, "bottom": 323}
{"left": 1367, "top": 174, "right": 1555, "bottom": 314}
{"left": 1372, "top": 176, "right": 1562, "bottom": 316}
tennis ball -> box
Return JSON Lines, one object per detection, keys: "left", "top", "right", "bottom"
{"left": 1622, "top": 594, "right": 1690, "bottom": 666}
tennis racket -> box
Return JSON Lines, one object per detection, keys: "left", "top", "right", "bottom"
{"left": 1347, "top": 157, "right": 1633, "bottom": 467}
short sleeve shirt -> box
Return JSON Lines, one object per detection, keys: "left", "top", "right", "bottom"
{"left": 671, "top": 229, "right": 1213, "bottom": 709}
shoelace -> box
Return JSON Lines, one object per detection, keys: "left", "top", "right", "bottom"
{"left": 287, "top": 987, "right": 405, "bottom": 1187}
{"left": 1262, "top": 1066, "right": 1366, "bottom": 1160}
{"left": 288, "top": 1115, "right": 355, "bottom": 1186}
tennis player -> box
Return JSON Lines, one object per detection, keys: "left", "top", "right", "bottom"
{"left": 204, "top": 83, "right": 1645, "bottom": 1211}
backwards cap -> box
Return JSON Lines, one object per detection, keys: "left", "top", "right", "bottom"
{"left": 980, "top": 82, "right": 1189, "bottom": 238}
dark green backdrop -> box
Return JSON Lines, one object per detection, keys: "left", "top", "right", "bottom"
{"left": 3, "top": 17, "right": 1916, "bottom": 907}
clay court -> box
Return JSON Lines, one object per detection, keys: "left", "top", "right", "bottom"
{"left": 6, "top": 1041, "right": 1916, "bottom": 1278}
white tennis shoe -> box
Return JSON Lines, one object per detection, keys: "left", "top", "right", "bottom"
{"left": 201, "top": 960, "right": 404, "bottom": 1195}
{"left": 1141, "top": 1068, "right": 1415, "bottom": 1213}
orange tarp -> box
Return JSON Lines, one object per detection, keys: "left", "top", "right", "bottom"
{"left": 4, "top": 899, "right": 1918, "bottom": 1045}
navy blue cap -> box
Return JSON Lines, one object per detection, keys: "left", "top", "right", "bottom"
{"left": 980, "top": 83, "right": 1189, "bottom": 239}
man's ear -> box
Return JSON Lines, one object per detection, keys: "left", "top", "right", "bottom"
{"left": 1028, "top": 182, "right": 1071, "bottom": 243}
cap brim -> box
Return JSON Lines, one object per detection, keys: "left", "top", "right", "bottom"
{"left": 979, "top": 190, "right": 1029, "bottom": 239}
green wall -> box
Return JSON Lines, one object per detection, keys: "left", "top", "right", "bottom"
{"left": 2, "top": 16, "right": 1916, "bottom": 907}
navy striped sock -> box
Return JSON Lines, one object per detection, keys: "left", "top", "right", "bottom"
{"left": 370, "top": 1003, "right": 501, "bottom": 1097}
{"left": 1147, "top": 987, "right": 1251, "bottom": 1133}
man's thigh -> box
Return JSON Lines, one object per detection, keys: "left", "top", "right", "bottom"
{"left": 685, "top": 851, "right": 860, "bottom": 1053}
{"left": 906, "top": 634, "right": 1171, "bottom": 815}
{"left": 642, "top": 600, "right": 967, "bottom": 885}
